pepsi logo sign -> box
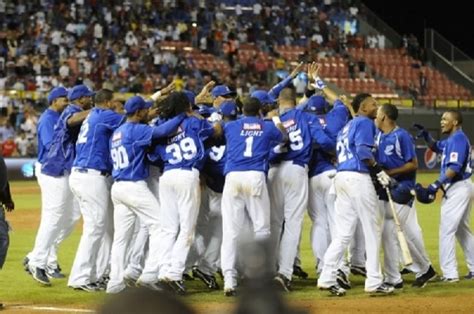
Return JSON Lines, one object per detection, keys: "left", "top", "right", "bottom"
{"left": 424, "top": 148, "right": 437, "bottom": 169}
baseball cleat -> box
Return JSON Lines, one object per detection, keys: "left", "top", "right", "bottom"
{"left": 350, "top": 265, "right": 367, "bottom": 277}
{"left": 412, "top": 265, "right": 436, "bottom": 288}
{"left": 293, "top": 265, "right": 309, "bottom": 279}
{"left": 46, "top": 266, "right": 66, "bottom": 279}
{"left": 136, "top": 280, "right": 163, "bottom": 291}
{"left": 224, "top": 288, "right": 237, "bottom": 297}
{"left": 28, "top": 265, "right": 51, "bottom": 286}
{"left": 23, "top": 257, "right": 30, "bottom": 273}
{"left": 182, "top": 273, "right": 194, "bottom": 281}
{"left": 162, "top": 279, "right": 186, "bottom": 295}
{"left": 336, "top": 269, "right": 351, "bottom": 290}
{"left": 274, "top": 273, "right": 291, "bottom": 292}
{"left": 192, "top": 267, "right": 219, "bottom": 290}
{"left": 123, "top": 275, "right": 138, "bottom": 288}
{"left": 440, "top": 277, "right": 459, "bottom": 283}
{"left": 400, "top": 268, "right": 413, "bottom": 275}
{"left": 384, "top": 281, "right": 403, "bottom": 290}
{"left": 367, "top": 283, "right": 395, "bottom": 296}
{"left": 464, "top": 272, "right": 474, "bottom": 280}
{"left": 71, "top": 283, "right": 101, "bottom": 292}
{"left": 319, "top": 284, "right": 346, "bottom": 296}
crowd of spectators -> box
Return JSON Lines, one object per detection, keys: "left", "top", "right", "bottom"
{"left": 0, "top": 0, "right": 363, "bottom": 156}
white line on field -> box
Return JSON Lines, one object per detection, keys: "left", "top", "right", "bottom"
{"left": 9, "top": 305, "right": 96, "bottom": 313}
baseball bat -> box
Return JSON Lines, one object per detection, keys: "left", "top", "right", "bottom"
{"left": 385, "top": 187, "right": 413, "bottom": 267}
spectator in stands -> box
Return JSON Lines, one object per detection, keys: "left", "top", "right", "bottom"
{"left": 358, "top": 58, "right": 366, "bottom": 79}
{"left": 14, "top": 131, "right": 29, "bottom": 157}
{"left": 0, "top": 121, "right": 14, "bottom": 143}
{"left": 408, "top": 81, "right": 420, "bottom": 103}
{"left": 419, "top": 70, "right": 428, "bottom": 96}
{"left": 1, "top": 136, "right": 18, "bottom": 157}
{"left": 348, "top": 60, "right": 356, "bottom": 79}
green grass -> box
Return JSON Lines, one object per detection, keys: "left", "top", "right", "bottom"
{"left": 1, "top": 174, "right": 474, "bottom": 309}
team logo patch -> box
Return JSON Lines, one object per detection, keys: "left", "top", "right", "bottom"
{"left": 282, "top": 119, "right": 296, "bottom": 128}
{"left": 384, "top": 145, "right": 394, "bottom": 156}
{"left": 243, "top": 123, "right": 262, "bottom": 130}
{"left": 424, "top": 148, "right": 437, "bottom": 169}
{"left": 449, "top": 152, "right": 458, "bottom": 162}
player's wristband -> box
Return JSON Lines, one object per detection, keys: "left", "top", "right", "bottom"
{"left": 313, "top": 76, "right": 326, "bottom": 89}
{"left": 150, "top": 91, "right": 162, "bottom": 101}
{"left": 272, "top": 116, "right": 282, "bottom": 126}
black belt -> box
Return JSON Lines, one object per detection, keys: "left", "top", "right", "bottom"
{"left": 74, "top": 168, "right": 111, "bottom": 177}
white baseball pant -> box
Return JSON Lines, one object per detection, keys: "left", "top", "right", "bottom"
{"left": 29, "top": 166, "right": 79, "bottom": 270}
{"left": 124, "top": 220, "right": 149, "bottom": 280}
{"left": 106, "top": 181, "right": 161, "bottom": 293}
{"left": 221, "top": 171, "right": 271, "bottom": 290}
{"left": 318, "top": 172, "right": 384, "bottom": 292}
{"left": 308, "top": 169, "right": 336, "bottom": 273}
{"left": 68, "top": 168, "right": 113, "bottom": 286}
{"left": 269, "top": 161, "right": 308, "bottom": 280}
{"left": 439, "top": 179, "right": 474, "bottom": 279}
{"left": 157, "top": 168, "right": 201, "bottom": 281}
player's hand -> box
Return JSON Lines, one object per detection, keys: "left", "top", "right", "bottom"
{"left": 427, "top": 180, "right": 441, "bottom": 194}
{"left": 202, "top": 80, "right": 216, "bottom": 93}
{"left": 265, "top": 109, "right": 279, "bottom": 119}
{"left": 290, "top": 62, "right": 305, "bottom": 78}
{"left": 413, "top": 123, "right": 430, "bottom": 141}
{"left": 195, "top": 81, "right": 215, "bottom": 104}
{"left": 307, "top": 62, "right": 321, "bottom": 82}
{"left": 160, "top": 82, "right": 176, "bottom": 96}
{"left": 376, "top": 170, "right": 391, "bottom": 188}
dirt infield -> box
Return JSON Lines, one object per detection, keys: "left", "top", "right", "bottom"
{"left": 5, "top": 294, "right": 474, "bottom": 314}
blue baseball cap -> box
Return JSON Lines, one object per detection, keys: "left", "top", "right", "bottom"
{"left": 196, "top": 105, "right": 216, "bottom": 118}
{"left": 47, "top": 86, "right": 68, "bottom": 104}
{"left": 124, "top": 96, "right": 152, "bottom": 115}
{"left": 304, "top": 95, "right": 329, "bottom": 113}
{"left": 251, "top": 90, "right": 276, "bottom": 105}
{"left": 211, "top": 85, "right": 236, "bottom": 98}
{"left": 219, "top": 100, "right": 238, "bottom": 117}
{"left": 183, "top": 89, "right": 196, "bottom": 105}
{"left": 68, "top": 84, "right": 95, "bottom": 101}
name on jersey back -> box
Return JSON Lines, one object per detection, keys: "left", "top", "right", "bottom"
{"left": 240, "top": 123, "right": 263, "bottom": 137}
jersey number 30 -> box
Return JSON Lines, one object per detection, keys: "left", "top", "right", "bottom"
{"left": 166, "top": 137, "right": 198, "bottom": 164}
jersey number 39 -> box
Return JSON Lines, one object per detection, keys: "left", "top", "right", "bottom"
{"left": 166, "top": 137, "right": 198, "bottom": 164}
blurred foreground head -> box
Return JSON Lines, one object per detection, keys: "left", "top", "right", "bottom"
{"left": 99, "top": 288, "right": 195, "bottom": 314}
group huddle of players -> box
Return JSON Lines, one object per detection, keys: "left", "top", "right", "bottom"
{"left": 24, "top": 62, "right": 473, "bottom": 297}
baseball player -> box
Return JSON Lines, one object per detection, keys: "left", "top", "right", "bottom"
{"left": 191, "top": 100, "right": 238, "bottom": 290}
{"left": 106, "top": 95, "right": 186, "bottom": 294}
{"left": 156, "top": 92, "right": 221, "bottom": 295}
{"left": 374, "top": 103, "right": 435, "bottom": 289}
{"left": 27, "top": 84, "right": 93, "bottom": 286}
{"left": 68, "top": 89, "right": 124, "bottom": 291}
{"left": 220, "top": 96, "right": 287, "bottom": 296}
{"left": 414, "top": 111, "right": 474, "bottom": 282}
{"left": 268, "top": 86, "right": 335, "bottom": 292}
{"left": 302, "top": 94, "right": 351, "bottom": 275}
{"left": 25, "top": 87, "right": 69, "bottom": 278}
{"left": 211, "top": 84, "right": 236, "bottom": 109}
{"left": 317, "top": 93, "right": 394, "bottom": 296}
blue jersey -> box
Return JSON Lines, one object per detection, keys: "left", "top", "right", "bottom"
{"left": 41, "top": 104, "right": 83, "bottom": 176}
{"left": 435, "top": 130, "right": 472, "bottom": 182}
{"left": 37, "top": 109, "right": 60, "bottom": 164}
{"left": 73, "top": 108, "right": 124, "bottom": 173}
{"left": 375, "top": 127, "right": 416, "bottom": 187}
{"left": 111, "top": 115, "right": 186, "bottom": 181}
{"left": 224, "top": 116, "right": 283, "bottom": 175}
{"left": 305, "top": 100, "right": 350, "bottom": 177}
{"left": 203, "top": 144, "right": 226, "bottom": 193}
{"left": 336, "top": 116, "right": 376, "bottom": 173}
{"left": 158, "top": 116, "right": 214, "bottom": 172}
{"left": 271, "top": 109, "right": 335, "bottom": 167}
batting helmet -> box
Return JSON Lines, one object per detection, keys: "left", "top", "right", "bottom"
{"left": 390, "top": 182, "right": 414, "bottom": 205}
{"left": 414, "top": 183, "right": 436, "bottom": 204}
